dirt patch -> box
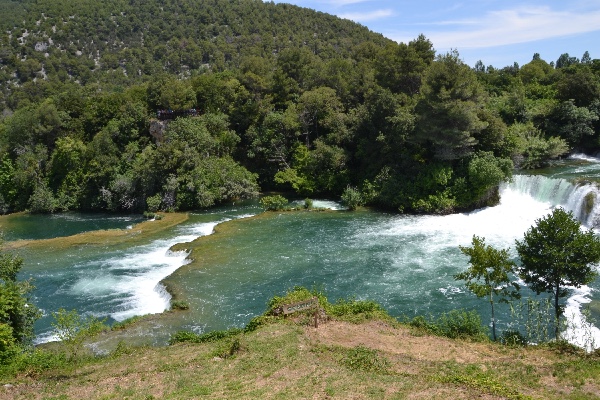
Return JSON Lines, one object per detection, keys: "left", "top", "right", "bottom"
{"left": 305, "top": 320, "right": 503, "bottom": 364}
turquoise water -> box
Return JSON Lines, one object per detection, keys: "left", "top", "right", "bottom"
{"left": 0, "top": 212, "right": 144, "bottom": 241}
{"left": 5, "top": 156, "right": 600, "bottom": 348}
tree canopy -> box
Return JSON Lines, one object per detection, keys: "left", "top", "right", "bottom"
{"left": 515, "top": 208, "right": 600, "bottom": 338}
{"left": 0, "top": 0, "right": 598, "bottom": 215}
{"left": 455, "top": 235, "right": 519, "bottom": 341}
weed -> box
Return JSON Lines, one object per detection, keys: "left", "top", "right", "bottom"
{"left": 406, "top": 309, "right": 489, "bottom": 341}
{"left": 169, "top": 328, "right": 243, "bottom": 344}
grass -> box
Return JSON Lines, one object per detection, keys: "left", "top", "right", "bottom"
{"left": 2, "top": 310, "right": 600, "bottom": 399}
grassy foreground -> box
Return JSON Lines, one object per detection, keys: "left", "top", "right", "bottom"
{"left": 2, "top": 308, "right": 600, "bottom": 399}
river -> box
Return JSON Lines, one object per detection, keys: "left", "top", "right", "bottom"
{"left": 2, "top": 155, "right": 600, "bottom": 349}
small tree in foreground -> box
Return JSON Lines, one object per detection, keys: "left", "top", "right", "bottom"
{"left": 0, "top": 248, "right": 40, "bottom": 348}
{"left": 455, "top": 235, "right": 520, "bottom": 341}
{"left": 515, "top": 208, "right": 600, "bottom": 339}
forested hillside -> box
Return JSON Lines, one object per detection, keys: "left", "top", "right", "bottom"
{"left": 0, "top": 0, "right": 599, "bottom": 214}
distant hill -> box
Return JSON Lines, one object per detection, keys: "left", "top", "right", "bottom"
{"left": 0, "top": 0, "right": 390, "bottom": 89}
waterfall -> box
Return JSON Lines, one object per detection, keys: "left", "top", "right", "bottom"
{"left": 502, "top": 175, "right": 600, "bottom": 228}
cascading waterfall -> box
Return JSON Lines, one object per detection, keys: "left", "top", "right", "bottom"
{"left": 503, "top": 174, "right": 600, "bottom": 228}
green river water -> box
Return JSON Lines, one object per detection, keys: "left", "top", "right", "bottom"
{"left": 2, "top": 155, "right": 600, "bottom": 349}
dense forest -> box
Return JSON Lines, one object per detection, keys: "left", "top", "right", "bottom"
{"left": 0, "top": 0, "right": 599, "bottom": 215}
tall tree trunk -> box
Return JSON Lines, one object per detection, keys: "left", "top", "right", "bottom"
{"left": 554, "top": 283, "right": 560, "bottom": 339}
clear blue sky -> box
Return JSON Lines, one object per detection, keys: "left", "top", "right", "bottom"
{"left": 268, "top": 0, "right": 600, "bottom": 68}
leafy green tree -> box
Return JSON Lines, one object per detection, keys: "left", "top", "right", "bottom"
{"left": 515, "top": 208, "right": 600, "bottom": 339}
{"left": 0, "top": 248, "right": 41, "bottom": 348}
{"left": 547, "top": 99, "right": 599, "bottom": 147}
{"left": 466, "top": 152, "right": 513, "bottom": 204}
{"left": 455, "top": 236, "right": 519, "bottom": 341}
{"left": 51, "top": 308, "right": 106, "bottom": 362}
{"left": 413, "top": 50, "right": 487, "bottom": 160}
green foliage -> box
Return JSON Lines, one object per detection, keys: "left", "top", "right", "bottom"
{"left": 328, "top": 298, "right": 392, "bottom": 324}
{"left": 467, "top": 152, "right": 513, "bottom": 201}
{"left": 508, "top": 298, "right": 553, "bottom": 345}
{"left": 516, "top": 208, "right": 600, "bottom": 338}
{"left": 500, "top": 330, "right": 528, "bottom": 347}
{"left": 507, "top": 122, "right": 569, "bottom": 169}
{"left": 50, "top": 308, "right": 108, "bottom": 361}
{"left": 169, "top": 328, "right": 243, "bottom": 345}
{"left": 407, "top": 309, "right": 489, "bottom": 340}
{"left": 303, "top": 198, "right": 313, "bottom": 209}
{"left": 146, "top": 194, "right": 162, "bottom": 213}
{"left": 0, "top": 249, "right": 40, "bottom": 347}
{"left": 259, "top": 195, "right": 289, "bottom": 211}
{"left": 0, "top": 323, "right": 18, "bottom": 363}
{"left": 0, "top": 348, "right": 68, "bottom": 379}
{"left": 455, "top": 235, "right": 519, "bottom": 340}
{"left": 0, "top": 0, "right": 597, "bottom": 216}
{"left": 341, "top": 185, "right": 363, "bottom": 210}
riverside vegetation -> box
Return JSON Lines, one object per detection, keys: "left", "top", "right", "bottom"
{"left": 2, "top": 0, "right": 600, "bottom": 397}
{"left": 0, "top": 0, "right": 599, "bottom": 217}
{"left": 1, "top": 286, "right": 600, "bottom": 399}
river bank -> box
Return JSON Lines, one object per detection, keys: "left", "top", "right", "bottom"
{"left": 2, "top": 314, "right": 599, "bottom": 399}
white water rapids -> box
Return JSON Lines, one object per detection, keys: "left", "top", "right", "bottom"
{"left": 27, "top": 156, "right": 600, "bottom": 350}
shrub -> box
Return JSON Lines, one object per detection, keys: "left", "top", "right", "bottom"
{"left": 437, "top": 309, "right": 488, "bottom": 339}
{"left": 146, "top": 194, "right": 162, "bottom": 213}
{"left": 341, "top": 186, "right": 363, "bottom": 210}
{"left": 407, "top": 309, "right": 488, "bottom": 341}
{"left": 51, "top": 309, "right": 108, "bottom": 361}
{"left": 304, "top": 198, "right": 314, "bottom": 209}
{"left": 0, "top": 323, "right": 18, "bottom": 363}
{"left": 259, "top": 195, "right": 288, "bottom": 211}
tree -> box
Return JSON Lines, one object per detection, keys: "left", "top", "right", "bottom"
{"left": 515, "top": 208, "right": 600, "bottom": 339}
{"left": 0, "top": 247, "right": 41, "bottom": 349}
{"left": 455, "top": 236, "right": 519, "bottom": 341}
{"left": 413, "top": 50, "right": 487, "bottom": 160}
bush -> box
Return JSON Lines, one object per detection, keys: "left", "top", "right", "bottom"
{"left": 0, "top": 323, "right": 18, "bottom": 363}
{"left": 146, "top": 194, "right": 162, "bottom": 213}
{"left": 259, "top": 195, "right": 289, "bottom": 211}
{"left": 304, "top": 198, "right": 313, "bottom": 209}
{"left": 0, "top": 349, "right": 67, "bottom": 379}
{"left": 51, "top": 309, "right": 108, "bottom": 361}
{"left": 437, "top": 309, "right": 488, "bottom": 339}
{"left": 0, "top": 250, "right": 41, "bottom": 347}
{"left": 341, "top": 186, "right": 363, "bottom": 210}
{"left": 407, "top": 309, "right": 488, "bottom": 341}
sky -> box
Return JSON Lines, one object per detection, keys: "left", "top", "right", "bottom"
{"left": 267, "top": 0, "right": 600, "bottom": 68}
